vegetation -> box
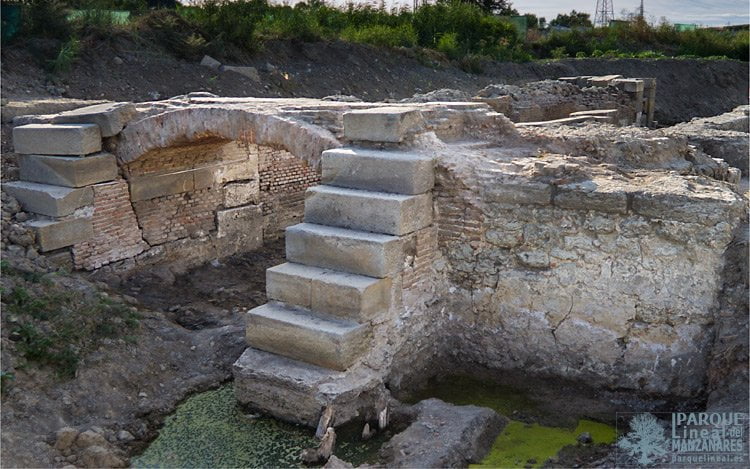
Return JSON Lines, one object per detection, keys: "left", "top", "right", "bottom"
{"left": 1, "top": 261, "right": 141, "bottom": 379}
{"left": 5, "top": 0, "right": 747, "bottom": 72}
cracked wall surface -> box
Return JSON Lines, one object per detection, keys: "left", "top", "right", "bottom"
{"left": 7, "top": 94, "right": 747, "bottom": 405}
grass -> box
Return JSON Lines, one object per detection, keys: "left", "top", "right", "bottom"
{"left": 2, "top": 263, "right": 141, "bottom": 379}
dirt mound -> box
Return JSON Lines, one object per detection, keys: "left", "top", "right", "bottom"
{"left": 1, "top": 38, "right": 747, "bottom": 125}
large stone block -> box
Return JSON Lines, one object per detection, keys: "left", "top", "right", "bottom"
{"left": 286, "top": 223, "right": 403, "bottom": 278}
{"left": 128, "top": 171, "right": 194, "bottom": 201}
{"left": 233, "top": 347, "right": 385, "bottom": 427}
{"left": 26, "top": 217, "right": 93, "bottom": 252}
{"left": 19, "top": 153, "right": 118, "bottom": 188}
{"left": 216, "top": 205, "right": 263, "bottom": 251}
{"left": 304, "top": 185, "right": 432, "bottom": 236}
{"left": 245, "top": 302, "right": 370, "bottom": 371}
{"left": 52, "top": 102, "right": 136, "bottom": 137}
{"left": 555, "top": 180, "right": 628, "bottom": 214}
{"left": 13, "top": 123, "right": 102, "bottom": 156}
{"left": 3, "top": 181, "right": 93, "bottom": 217}
{"left": 486, "top": 182, "right": 551, "bottom": 206}
{"left": 266, "top": 262, "right": 391, "bottom": 320}
{"left": 343, "top": 107, "right": 422, "bottom": 142}
{"left": 322, "top": 148, "right": 434, "bottom": 195}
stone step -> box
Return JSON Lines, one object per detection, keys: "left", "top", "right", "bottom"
{"left": 266, "top": 262, "right": 391, "bottom": 321}
{"left": 305, "top": 185, "right": 432, "bottom": 236}
{"left": 13, "top": 123, "right": 102, "bottom": 156}
{"left": 245, "top": 302, "right": 369, "bottom": 371}
{"left": 343, "top": 107, "right": 421, "bottom": 143}
{"left": 322, "top": 148, "right": 434, "bottom": 195}
{"left": 2, "top": 181, "right": 93, "bottom": 217}
{"left": 285, "top": 223, "right": 402, "bottom": 278}
{"left": 233, "top": 347, "right": 386, "bottom": 427}
{"left": 26, "top": 217, "right": 93, "bottom": 252}
{"left": 19, "top": 153, "right": 117, "bottom": 188}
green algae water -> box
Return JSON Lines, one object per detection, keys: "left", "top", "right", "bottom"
{"left": 409, "top": 376, "right": 617, "bottom": 469}
{"left": 132, "top": 384, "right": 385, "bottom": 468}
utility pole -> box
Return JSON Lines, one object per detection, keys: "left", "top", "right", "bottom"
{"left": 594, "top": 0, "right": 615, "bottom": 27}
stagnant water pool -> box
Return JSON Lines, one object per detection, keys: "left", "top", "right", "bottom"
{"left": 134, "top": 377, "right": 617, "bottom": 468}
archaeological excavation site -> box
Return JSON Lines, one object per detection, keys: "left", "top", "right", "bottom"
{"left": 1, "top": 71, "right": 748, "bottom": 468}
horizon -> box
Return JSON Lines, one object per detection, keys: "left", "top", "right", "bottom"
{"left": 260, "top": 0, "right": 750, "bottom": 27}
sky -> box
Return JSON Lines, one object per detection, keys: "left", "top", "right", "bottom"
{"left": 274, "top": 0, "right": 750, "bottom": 26}
{"left": 512, "top": 0, "right": 750, "bottom": 26}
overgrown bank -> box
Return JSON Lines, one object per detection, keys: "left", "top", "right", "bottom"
{"left": 6, "top": 0, "right": 749, "bottom": 73}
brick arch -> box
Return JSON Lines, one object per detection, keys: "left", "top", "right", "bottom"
{"left": 115, "top": 106, "right": 340, "bottom": 169}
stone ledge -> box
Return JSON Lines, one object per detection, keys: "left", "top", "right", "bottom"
{"left": 343, "top": 107, "right": 422, "bottom": 143}
{"left": 3, "top": 181, "right": 93, "bottom": 217}
{"left": 19, "top": 153, "right": 118, "bottom": 188}
{"left": 26, "top": 217, "right": 93, "bottom": 252}
{"left": 13, "top": 123, "right": 102, "bottom": 156}
{"left": 51, "top": 102, "right": 136, "bottom": 137}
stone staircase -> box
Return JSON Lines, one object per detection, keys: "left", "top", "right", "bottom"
{"left": 3, "top": 104, "right": 134, "bottom": 253}
{"left": 233, "top": 108, "right": 435, "bottom": 426}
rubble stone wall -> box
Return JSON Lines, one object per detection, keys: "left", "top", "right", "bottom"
{"left": 420, "top": 151, "right": 744, "bottom": 398}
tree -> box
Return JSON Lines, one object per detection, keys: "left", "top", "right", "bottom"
{"left": 549, "top": 10, "right": 592, "bottom": 28}
{"left": 461, "top": 0, "right": 517, "bottom": 16}
{"left": 617, "top": 413, "right": 670, "bottom": 466}
{"left": 524, "top": 13, "right": 545, "bottom": 29}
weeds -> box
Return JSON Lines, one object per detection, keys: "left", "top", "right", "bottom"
{"left": 3, "top": 273, "right": 141, "bottom": 379}
{"left": 8, "top": 0, "right": 748, "bottom": 73}
{"left": 49, "top": 37, "right": 81, "bottom": 73}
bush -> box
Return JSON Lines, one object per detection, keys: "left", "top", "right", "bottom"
{"left": 436, "top": 31, "right": 461, "bottom": 59}
{"left": 20, "top": 0, "right": 72, "bottom": 40}
{"left": 341, "top": 23, "right": 417, "bottom": 48}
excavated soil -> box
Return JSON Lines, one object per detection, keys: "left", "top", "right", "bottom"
{"left": 1, "top": 37, "right": 747, "bottom": 125}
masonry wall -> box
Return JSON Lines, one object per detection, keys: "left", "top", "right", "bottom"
{"left": 429, "top": 161, "right": 742, "bottom": 398}
{"left": 68, "top": 140, "right": 318, "bottom": 272}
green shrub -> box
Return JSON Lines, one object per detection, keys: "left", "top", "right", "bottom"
{"left": 551, "top": 46, "right": 568, "bottom": 59}
{"left": 436, "top": 31, "right": 461, "bottom": 59}
{"left": 256, "top": 5, "right": 325, "bottom": 42}
{"left": 21, "top": 0, "right": 72, "bottom": 40}
{"left": 341, "top": 23, "right": 417, "bottom": 48}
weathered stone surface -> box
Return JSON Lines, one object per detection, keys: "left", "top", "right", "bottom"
{"left": 343, "top": 107, "right": 422, "bottom": 142}
{"left": 233, "top": 347, "right": 386, "bottom": 427}
{"left": 3, "top": 181, "right": 93, "bottom": 217}
{"left": 200, "top": 55, "right": 221, "bottom": 69}
{"left": 486, "top": 182, "right": 551, "bottom": 205}
{"left": 128, "top": 172, "right": 193, "bottom": 201}
{"left": 224, "top": 66, "right": 261, "bottom": 83}
{"left": 322, "top": 148, "right": 434, "bottom": 195}
{"left": 631, "top": 178, "right": 744, "bottom": 225}
{"left": 27, "top": 217, "right": 93, "bottom": 252}
{"left": 266, "top": 262, "right": 391, "bottom": 320}
{"left": 52, "top": 102, "right": 136, "bottom": 137}
{"left": 381, "top": 399, "right": 507, "bottom": 468}
{"left": 286, "top": 223, "right": 403, "bottom": 278}
{"left": 245, "top": 302, "right": 370, "bottom": 371}
{"left": 4, "top": 98, "right": 110, "bottom": 124}
{"left": 613, "top": 78, "right": 645, "bottom": 93}
{"left": 216, "top": 205, "right": 263, "bottom": 251}
{"left": 555, "top": 179, "right": 628, "bottom": 214}
{"left": 305, "top": 185, "right": 432, "bottom": 236}
{"left": 13, "top": 123, "right": 102, "bottom": 156}
{"left": 18, "top": 153, "right": 117, "bottom": 188}
{"left": 223, "top": 181, "right": 258, "bottom": 207}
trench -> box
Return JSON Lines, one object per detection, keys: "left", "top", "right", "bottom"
{"left": 116, "top": 239, "right": 624, "bottom": 468}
